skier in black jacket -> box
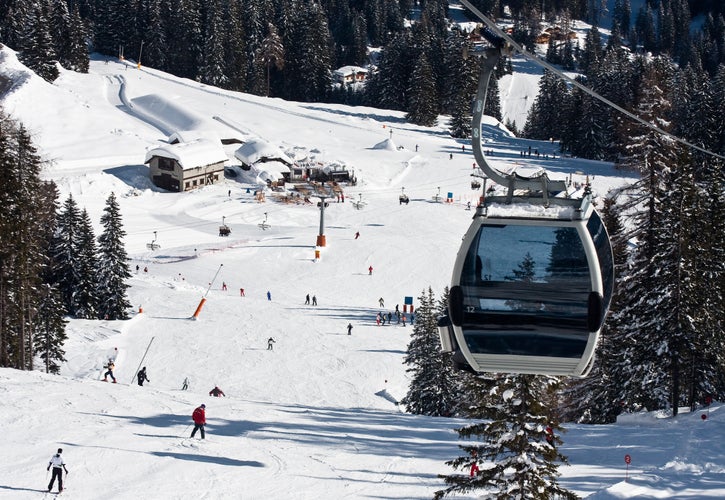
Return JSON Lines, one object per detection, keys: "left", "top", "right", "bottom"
{"left": 137, "top": 367, "right": 150, "bottom": 386}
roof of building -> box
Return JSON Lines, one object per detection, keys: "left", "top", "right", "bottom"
{"left": 144, "top": 138, "right": 228, "bottom": 170}
{"left": 333, "top": 66, "right": 369, "bottom": 77}
{"left": 234, "top": 139, "right": 293, "bottom": 166}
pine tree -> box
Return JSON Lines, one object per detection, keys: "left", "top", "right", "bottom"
{"left": 18, "top": 4, "right": 59, "bottom": 82}
{"left": 400, "top": 287, "right": 459, "bottom": 417}
{"left": 51, "top": 195, "right": 83, "bottom": 316}
{"left": 73, "top": 209, "right": 100, "bottom": 319}
{"left": 406, "top": 52, "right": 438, "bottom": 126}
{"left": 257, "top": 23, "right": 284, "bottom": 97}
{"left": 435, "top": 375, "right": 577, "bottom": 500}
{"left": 34, "top": 283, "right": 68, "bottom": 374}
{"left": 281, "top": 0, "right": 333, "bottom": 102}
{"left": 198, "top": 0, "right": 228, "bottom": 88}
{"left": 96, "top": 192, "right": 132, "bottom": 320}
{"left": 0, "top": 114, "right": 57, "bottom": 370}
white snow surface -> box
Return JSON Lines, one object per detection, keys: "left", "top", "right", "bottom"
{"left": 2, "top": 46, "right": 722, "bottom": 500}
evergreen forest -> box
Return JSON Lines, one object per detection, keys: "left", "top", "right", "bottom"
{"left": 2, "top": 2, "right": 724, "bottom": 497}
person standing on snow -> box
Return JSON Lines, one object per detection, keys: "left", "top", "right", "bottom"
{"left": 103, "top": 359, "right": 116, "bottom": 383}
{"left": 305, "top": 294, "right": 310, "bottom": 305}
{"left": 190, "top": 404, "right": 206, "bottom": 439}
{"left": 379, "top": 297, "right": 384, "bottom": 307}
{"left": 137, "top": 367, "right": 150, "bottom": 386}
{"left": 369, "top": 266, "right": 373, "bottom": 275}
{"left": 267, "top": 290, "right": 272, "bottom": 301}
{"left": 347, "top": 323, "right": 353, "bottom": 335}
{"left": 182, "top": 377, "right": 190, "bottom": 391}
{"left": 47, "top": 448, "right": 69, "bottom": 493}
{"left": 267, "top": 337, "right": 276, "bottom": 350}
{"left": 312, "top": 295, "right": 317, "bottom": 306}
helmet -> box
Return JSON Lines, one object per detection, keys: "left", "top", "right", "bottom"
{"left": 200, "top": 404, "right": 206, "bottom": 408}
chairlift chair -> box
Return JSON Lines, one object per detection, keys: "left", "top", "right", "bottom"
{"left": 258, "top": 212, "right": 271, "bottom": 230}
{"left": 146, "top": 231, "right": 160, "bottom": 250}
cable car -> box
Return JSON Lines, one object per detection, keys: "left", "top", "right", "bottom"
{"left": 438, "top": 32, "right": 614, "bottom": 377}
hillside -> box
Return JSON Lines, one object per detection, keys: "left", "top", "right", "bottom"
{"left": 3, "top": 46, "right": 724, "bottom": 500}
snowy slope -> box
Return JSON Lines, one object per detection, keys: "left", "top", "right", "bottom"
{"left": 3, "top": 45, "right": 722, "bottom": 500}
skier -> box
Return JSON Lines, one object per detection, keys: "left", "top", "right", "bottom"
{"left": 347, "top": 323, "right": 353, "bottom": 335}
{"left": 312, "top": 295, "right": 317, "bottom": 306}
{"left": 47, "top": 448, "right": 69, "bottom": 494}
{"left": 103, "top": 359, "right": 116, "bottom": 383}
{"left": 240, "top": 288, "right": 245, "bottom": 297}
{"left": 222, "top": 282, "right": 227, "bottom": 291}
{"left": 136, "top": 366, "right": 150, "bottom": 386}
{"left": 354, "top": 231, "right": 360, "bottom": 239}
{"left": 402, "top": 313, "right": 407, "bottom": 327}
{"left": 267, "top": 290, "right": 272, "bottom": 301}
{"left": 387, "top": 312, "right": 392, "bottom": 324}
{"left": 209, "top": 386, "right": 225, "bottom": 397}
{"left": 182, "top": 377, "right": 190, "bottom": 390}
{"left": 267, "top": 337, "right": 276, "bottom": 350}
{"left": 369, "top": 266, "right": 373, "bottom": 275}
{"left": 305, "top": 294, "right": 310, "bottom": 305}
{"left": 379, "top": 297, "right": 384, "bottom": 307}
{"left": 190, "top": 404, "right": 206, "bottom": 439}
{"left": 376, "top": 313, "right": 381, "bottom": 326}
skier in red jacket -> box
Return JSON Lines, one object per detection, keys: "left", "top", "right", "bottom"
{"left": 191, "top": 404, "right": 206, "bottom": 439}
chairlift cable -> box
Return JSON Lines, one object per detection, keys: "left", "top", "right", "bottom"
{"left": 459, "top": 0, "right": 725, "bottom": 162}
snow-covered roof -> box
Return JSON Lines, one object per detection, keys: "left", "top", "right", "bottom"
{"left": 168, "top": 130, "right": 221, "bottom": 145}
{"left": 234, "top": 139, "right": 293, "bottom": 166}
{"left": 144, "top": 138, "right": 228, "bottom": 170}
{"left": 333, "top": 66, "right": 368, "bottom": 77}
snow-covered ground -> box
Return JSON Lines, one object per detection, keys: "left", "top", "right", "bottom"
{"left": 2, "top": 46, "right": 723, "bottom": 499}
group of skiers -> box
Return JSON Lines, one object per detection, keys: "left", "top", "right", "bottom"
{"left": 375, "top": 309, "right": 412, "bottom": 327}
{"left": 304, "top": 293, "right": 317, "bottom": 305}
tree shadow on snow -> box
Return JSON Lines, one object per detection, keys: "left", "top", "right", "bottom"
{"left": 150, "top": 451, "right": 263, "bottom": 468}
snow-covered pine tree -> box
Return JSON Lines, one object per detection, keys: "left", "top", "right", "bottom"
{"left": 281, "top": 1, "right": 332, "bottom": 102}
{"left": 198, "top": 0, "right": 229, "bottom": 88}
{"left": 406, "top": 52, "right": 438, "bottom": 126}
{"left": 612, "top": 57, "right": 705, "bottom": 415}
{"left": 364, "top": 31, "right": 411, "bottom": 111}
{"left": 223, "top": 0, "right": 248, "bottom": 92}
{"left": 17, "top": 4, "right": 59, "bottom": 82}
{"left": 73, "top": 209, "right": 100, "bottom": 319}
{"left": 400, "top": 287, "right": 459, "bottom": 417}
{"left": 435, "top": 374, "right": 577, "bottom": 500}
{"left": 523, "top": 70, "right": 569, "bottom": 141}
{"left": 561, "top": 197, "right": 629, "bottom": 424}
{"left": 50, "top": 195, "right": 83, "bottom": 316}
{"left": 34, "top": 283, "right": 68, "bottom": 374}
{"left": 257, "top": 23, "right": 284, "bottom": 97}
{"left": 97, "top": 192, "right": 132, "bottom": 321}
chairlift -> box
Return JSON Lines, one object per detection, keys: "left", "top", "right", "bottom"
{"left": 219, "top": 216, "right": 231, "bottom": 236}
{"left": 398, "top": 187, "right": 409, "bottom": 205}
{"left": 146, "top": 231, "right": 160, "bottom": 250}
{"left": 258, "top": 212, "right": 271, "bottom": 230}
{"left": 432, "top": 186, "right": 442, "bottom": 203}
{"left": 437, "top": 32, "right": 614, "bottom": 377}
{"left": 352, "top": 193, "right": 367, "bottom": 210}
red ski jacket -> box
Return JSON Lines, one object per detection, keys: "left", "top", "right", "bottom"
{"left": 192, "top": 407, "right": 206, "bottom": 424}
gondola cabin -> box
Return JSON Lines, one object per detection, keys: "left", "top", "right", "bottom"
{"left": 440, "top": 196, "right": 614, "bottom": 377}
